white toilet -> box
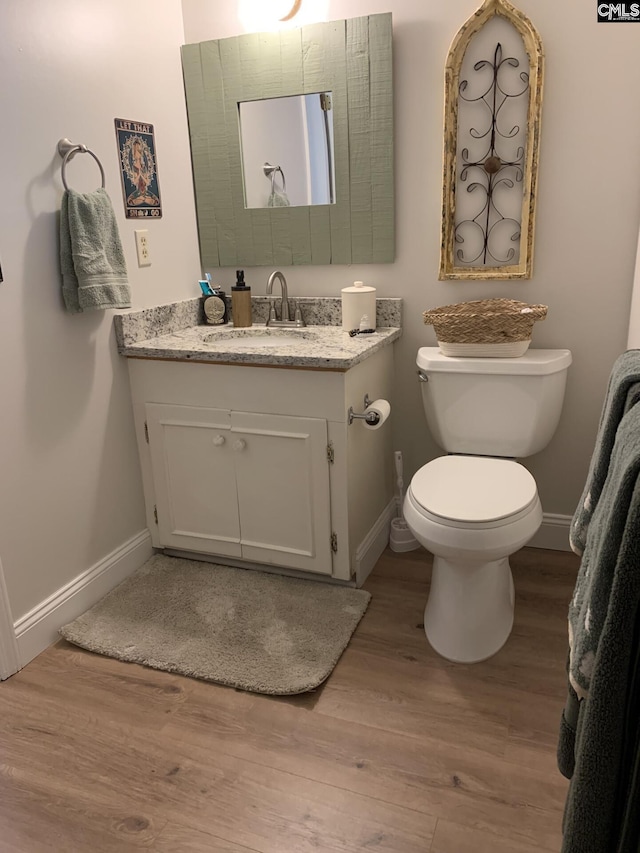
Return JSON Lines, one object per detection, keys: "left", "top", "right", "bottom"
{"left": 403, "top": 347, "right": 572, "bottom": 663}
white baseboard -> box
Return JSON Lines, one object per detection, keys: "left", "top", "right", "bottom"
{"left": 14, "top": 529, "right": 153, "bottom": 669}
{"left": 355, "top": 498, "right": 397, "bottom": 587}
{"left": 528, "top": 513, "right": 572, "bottom": 551}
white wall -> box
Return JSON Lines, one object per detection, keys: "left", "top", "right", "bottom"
{"left": 182, "top": 0, "right": 640, "bottom": 520}
{"left": 628, "top": 227, "right": 640, "bottom": 348}
{"left": 0, "top": 0, "right": 200, "bottom": 622}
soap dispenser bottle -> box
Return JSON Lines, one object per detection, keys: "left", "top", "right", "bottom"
{"left": 231, "top": 270, "right": 252, "bottom": 328}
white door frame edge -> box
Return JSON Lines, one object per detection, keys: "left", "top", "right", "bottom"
{"left": 0, "top": 556, "right": 20, "bottom": 680}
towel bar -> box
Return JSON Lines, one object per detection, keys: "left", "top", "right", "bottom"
{"left": 57, "top": 138, "right": 106, "bottom": 191}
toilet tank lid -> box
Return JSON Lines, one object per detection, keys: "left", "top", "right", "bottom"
{"left": 416, "top": 348, "right": 572, "bottom": 376}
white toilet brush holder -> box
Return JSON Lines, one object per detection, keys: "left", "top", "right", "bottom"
{"left": 390, "top": 517, "right": 420, "bottom": 552}
{"left": 390, "top": 451, "right": 420, "bottom": 552}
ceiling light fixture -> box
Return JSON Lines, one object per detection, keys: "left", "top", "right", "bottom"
{"left": 280, "top": 0, "right": 302, "bottom": 21}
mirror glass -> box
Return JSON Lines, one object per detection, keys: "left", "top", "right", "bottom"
{"left": 239, "top": 93, "right": 336, "bottom": 209}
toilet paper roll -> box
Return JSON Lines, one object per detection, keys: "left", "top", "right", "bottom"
{"left": 363, "top": 399, "right": 391, "bottom": 430}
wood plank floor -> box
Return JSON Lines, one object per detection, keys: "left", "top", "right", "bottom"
{"left": 0, "top": 546, "right": 578, "bottom": 852}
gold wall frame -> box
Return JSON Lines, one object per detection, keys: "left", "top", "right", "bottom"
{"left": 439, "top": 0, "right": 544, "bottom": 281}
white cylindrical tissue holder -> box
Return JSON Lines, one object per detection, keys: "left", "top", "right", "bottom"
{"left": 341, "top": 280, "right": 376, "bottom": 332}
{"left": 363, "top": 399, "right": 391, "bottom": 430}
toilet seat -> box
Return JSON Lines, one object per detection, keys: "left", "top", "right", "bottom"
{"left": 409, "top": 456, "right": 538, "bottom": 529}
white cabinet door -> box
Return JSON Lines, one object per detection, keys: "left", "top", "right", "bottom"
{"left": 146, "top": 404, "right": 242, "bottom": 557}
{"left": 232, "top": 411, "right": 333, "bottom": 575}
{"left": 146, "top": 405, "right": 333, "bottom": 575}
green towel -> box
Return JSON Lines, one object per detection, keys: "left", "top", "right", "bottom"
{"left": 557, "top": 662, "right": 581, "bottom": 780}
{"left": 267, "top": 189, "right": 290, "bottom": 207}
{"left": 560, "top": 405, "right": 640, "bottom": 851}
{"left": 561, "top": 467, "right": 640, "bottom": 852}
{"left": 613, "top": 614, "right": 640, "bottom": 850}
{"left": 569, "top": 403, "right": 640, "bottom": 699}
{"left": 60, "top": 188, "right": 131, "bottom": 313}
{"left": 570, "top": 350, "right": 640, "bottom": 556}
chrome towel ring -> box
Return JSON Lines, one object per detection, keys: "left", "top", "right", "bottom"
{"left": 263, "top": 161, "right": 286, "bottom": 194}
{"left": 57, "top": 137, "right": 106, "bottom": 191}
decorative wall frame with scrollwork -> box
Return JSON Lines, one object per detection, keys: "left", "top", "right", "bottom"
{"left": 439, "top": 0, "right": 543, "bottom": 281}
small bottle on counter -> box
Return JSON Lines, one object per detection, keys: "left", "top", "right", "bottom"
{"left": 231, "top": 270, "right": 252, "bottom": 328}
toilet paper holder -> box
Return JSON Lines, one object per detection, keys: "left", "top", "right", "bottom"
{"left": 348, "top": 394, "right": 379, "bottom": 426}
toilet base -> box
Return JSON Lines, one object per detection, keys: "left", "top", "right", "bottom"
{"left": 425, "top": 555, "right": 515, "bottom": 663}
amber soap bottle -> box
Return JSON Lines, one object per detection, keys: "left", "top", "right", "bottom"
{"left": 231, "top": 270, "right": 252, "bottom": 327}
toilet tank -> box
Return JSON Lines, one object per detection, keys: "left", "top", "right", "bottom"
{"left": 416, "top": 348, "right": 572, "bottom": 457}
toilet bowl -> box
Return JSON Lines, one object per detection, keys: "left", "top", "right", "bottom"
{"left": 404, "top": 455, "right": 542, "bottom": 663}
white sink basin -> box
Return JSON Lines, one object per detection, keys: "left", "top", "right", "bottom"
{"left": 203, "top": 328, "right": 318, "bottom": 349}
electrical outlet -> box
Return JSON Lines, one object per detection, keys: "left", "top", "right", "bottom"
{"left": 135, "top": 229, "right": 151, "bottom": 267}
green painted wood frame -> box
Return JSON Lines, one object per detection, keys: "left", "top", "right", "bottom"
{"left": 181, "top": 14, "right": 394, "bottom": 268}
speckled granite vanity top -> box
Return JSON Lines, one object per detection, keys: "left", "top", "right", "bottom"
{"left": 114, "top": 297, "right": 402, "bottom": 371}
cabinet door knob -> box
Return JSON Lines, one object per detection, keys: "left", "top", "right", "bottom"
{"left": 212, "top": 434, "right": 226, "bottom": 446}
{"left": 232, "top": 439, "right": 246, "bottom": 452}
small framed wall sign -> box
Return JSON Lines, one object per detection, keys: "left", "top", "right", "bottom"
{"left": 114, "top": 118, "right": 163, "bottom": 219}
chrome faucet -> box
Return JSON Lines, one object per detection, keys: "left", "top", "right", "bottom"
{"left": 266, "top": 271, "right": 305, "bottom": 327}
{"left": 267, "top": 270, "right": 290, "bottom": 323}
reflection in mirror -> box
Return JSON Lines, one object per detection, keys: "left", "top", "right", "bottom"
{"left": 239, "top": 93, "right": 335, "bottom": 209}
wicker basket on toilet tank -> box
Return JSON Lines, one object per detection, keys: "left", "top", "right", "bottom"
{"left": 423, "top": 298, "right": 548, "bottom": 357}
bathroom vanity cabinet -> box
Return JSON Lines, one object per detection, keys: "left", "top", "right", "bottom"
{"left": 127, "top": 346, "right": 395, "bottom": 584}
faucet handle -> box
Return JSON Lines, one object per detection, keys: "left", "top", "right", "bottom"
{"left": 293, "top": 301, "right": 306, "bottom": 327}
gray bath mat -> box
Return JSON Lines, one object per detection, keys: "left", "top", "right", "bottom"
{"left": 59, "top": 554, "right": 371, "bottom": 695}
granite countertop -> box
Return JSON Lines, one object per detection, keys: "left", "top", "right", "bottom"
{"left": 114, "top": 296, "right": 402, "bottom": 371}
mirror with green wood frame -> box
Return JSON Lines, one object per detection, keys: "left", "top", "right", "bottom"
{"left": 181, "top": 13, "right": 394, "bottom": 268}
